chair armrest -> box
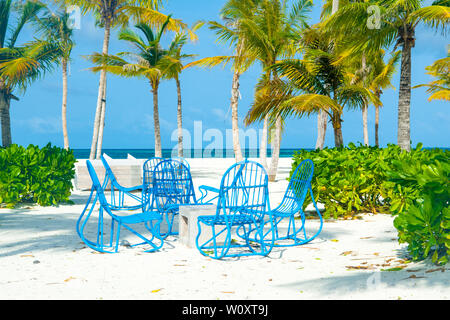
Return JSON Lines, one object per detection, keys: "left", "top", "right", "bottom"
{"left": 198, "top": 185, "right": 220, "bottom": 204}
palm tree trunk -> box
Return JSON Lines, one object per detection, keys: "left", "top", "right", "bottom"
{"left": 315, "top": 110, "right": 327, "bottom": 150}
{"left": 332, "top": 112, "right": 343, "bottom": 147}
{"left": 315, "top": 0, "right": 339, "bottom": 151}
{"left": 61, "top": 59, "right": 69, "bottom": 150}
{"left": 259, "top": 115, "right": 269, "bottom": 170}
{"left": 0, "top": 89, "right": 11, "bottom": 147}
{"left": 231, "top": 70, "right": 243, "bottom": 162}
{"left": 375, "top": 92, "right": 380, "bottom": 147}
{"left": 176, "top": 77, "right": 183, "bottom": 158}
{"left": 89, "top": 19, "right": 111, "bottom": 159}
{"left": 397, "top": 37, "right": 413, "bottom": 152}
{"left": 268, "top": 117, "right": 282, "bottom": 182}
{"left": 362, "top": 103, "right": 369, "bottom": 146}
{"left": 152, "top": 81, "right": 162, "bottom": 158}
{"left": 96, "top": 78, "right": 107, "bottom": 159}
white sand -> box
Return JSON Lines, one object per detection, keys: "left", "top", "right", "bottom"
{"left": 0, "top": 158, "right": 449, "bottom": 300}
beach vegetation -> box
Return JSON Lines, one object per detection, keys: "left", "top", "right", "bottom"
{"left": 0, "top": 143, "right": 76, "bottom": 208}
{"left": 291, "top": 143, "right": 450, "bottom": 264}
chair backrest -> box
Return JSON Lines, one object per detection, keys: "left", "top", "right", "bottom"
{"left": 172, "top": 157, "right": 190, "bottom": 170}
{"left": 217, "top": 160, "right": 269, "bottom": 221}
{"left": 152, "top": 159, "right": 197, "bottom": 211}
{"left": 276, "top": 159, "right": 314, "bottom": 214}
{"left": 143, "top": 157, "right": 164, "bottom": 193}
{"left": 100, "top": 155, "right": 117, "bottom": 187}
{"left": 86, "top": 160, "right": 110, "bottom": 209}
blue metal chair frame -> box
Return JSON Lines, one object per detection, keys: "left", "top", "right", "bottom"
{"left": 100, "top": 155, "right": 143, "bottom": 211}
{"left": 76, "top": 160, "right": 164, "bottom": 253}
{"left": 195, "top": 160, "right": 275, "bottom": 259}
{"left": 266, "top": 159, "right": 323, "bottom": 246}
{"left": 142, "top": 157, "right": 164, "bottom": 212}
{"left": 149, "top": 159, "right": 217, "bottom": 239}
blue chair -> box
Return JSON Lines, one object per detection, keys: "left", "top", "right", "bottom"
{"left": 142, "top": 157, "right": 164, "bottom": 212}
{"left": 76, "top": 160, "right": 164, "bottom": 253}
{"left": 149, "top": 159, "right": 217, "bottom": 239}
{"left": 269, "top": 159, "right": 323, "bottom": 246}
{"left": 195, "top": 160, "right": 275, "bottom": 259}
{"left": 100, "top": 155, "right": 143, "bottom": 211}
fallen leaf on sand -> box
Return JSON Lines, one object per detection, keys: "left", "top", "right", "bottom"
{"left": 340, "top": 251, "right": 353, "bottom": 256}
{"left": 173, "top": 264, "right": 186, "bottom": 266}
{"left": 302, "top": 247, "right": 319, "bottom": 250}
{"left": 330, "top": 239, "right": 339, "bottom": 242}
{"left": 381, "top": 266, "right": 405, "bottom": 272}
{"left": 406, "top": 269, "right": 423, "bottom": 273}
{"left": 20, "top": 255, "right": 34, "bottom": 258}
{"left": 346, "top": 265, "right": 372, "bottom": 270}
{"left": 425, "top": 268, "right": 445, "bottom": 273}
{"left": 403, "top": 274, "right": 426, "bottom": 280}
{"left": 151, "top": 288, "right": 163, "bottom": 293}
{"left": 360, "top": 236, "right": 374, "bottom": 239}
{"left": 221, "top": 291, "right": 235, "bottom": 294}
{"left": 64, "top": 277, "right": 76, "bottom": 282}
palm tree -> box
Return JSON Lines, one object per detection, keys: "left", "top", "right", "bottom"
{"left": 185, "top": 0, "right": 261, "bottom": 163}
{"left": 413, "top": 48, "right": 450, "bottom": 102}
{"left": 87, "top": 17, "right": 185, "bottom": 157}
{"left": 314, "top": 0, "right": 340, "bottom": 150}
{"left": 323, "top": 0, "right": 450, "bottom": 151}
{"left": 62, "top": 0, "right": 186, "bottom": 159}
{"left": 0, "top": 0, "right": 61, "bottom": 147}
{"left": 238, "top": 0, "right": 313, "bottom": 181}
{"left": 36, "top": 6, "right": 74, "bottom": 150}
{"left": 162, "top": 22, "right": 203, "bottom": 158}
{"left": 358, "top": 50, "right": 400, "bottom": 146}
{"left": 245, "top": 27, "right": 379, "bottom": 148}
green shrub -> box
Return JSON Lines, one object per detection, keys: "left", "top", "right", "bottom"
{"left": 0, "top": 143, "right": 76, "bottom": 208}
{"left": 291, "top": 143, "right": 449, "bottom": 264}
{"left": 389, "top": 154, "right": 449, "bottom": 264}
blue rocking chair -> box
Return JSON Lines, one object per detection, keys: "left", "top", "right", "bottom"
{"left": 269, "top": 159, "right": 323, "bottom": 246}
{"left": 195, "top": 160, "right": 275, "bottom": 259}
{"left": 100, "top": 155, "right": 143, "bottom": 211}
{"left": 149, "top": 159, "right": 217, "bottom": 239}
{"left": 76, "top": 160, "right": 164, "bottom": 253}
{"left": 142, "top": 157, "right": 164, "bottom": 212}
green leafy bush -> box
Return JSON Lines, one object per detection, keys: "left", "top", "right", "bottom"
{"left": 389, "top": 154, "right": 449, "bottom": 264}
{"left": 291, "top": 143, "right": 449, "bottom": 264}
{"left": 0, "top": 143, "right": 76, "bottom": 208}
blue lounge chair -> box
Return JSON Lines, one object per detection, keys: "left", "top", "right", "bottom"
{"left": 269, "top": 159, "right": 323, "bottom": 246}
{"left": 195, "top": 160, "right": 275, "bottom": 259}
{"left": 76, "top": 160, "right": 164, "bottom": 253}
{"left": 100, "top": 155, "right": 143, "bottom": 211}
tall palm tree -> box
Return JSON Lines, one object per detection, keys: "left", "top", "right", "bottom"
{"left": 185, "top": 0, "right": 261, "bottom": 163}
{"left": 0, "top": 0, "right": 61, "bottom": 147}
{"left": 37, "top": 6, "right": 74, "bottom": 150}
{"left": 245, "top": 27, "right": 379, "bottom": 148}
{"left": 162, "top": 22, "right": 203, "bottom": 158}
{"left": 413, "top": 48, "right": 450, "bottom": 102}
{"left": 62, "top": 0, "right": 185, "bottom": 158}
{"left": 313, "top": 0, "right": 340, "bottom": 150}
{"left": 323, "top": 0, "right": 450, "bottom": 151}
{"left": 87, "top": 17, "right": 185, "bottom": 157}
{"left": 352, "top": 49, "right": 400, "bottom": 146}
{"left": 238, "top": 0, "right": 313, "bottom": 181}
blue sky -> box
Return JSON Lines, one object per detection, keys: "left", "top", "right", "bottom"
{"left": 12, "top": 0, "right": 450, "bottom": 150}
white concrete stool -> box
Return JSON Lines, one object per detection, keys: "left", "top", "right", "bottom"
{"left": 179, "top": 204, "right": 222, "bottom": 248}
